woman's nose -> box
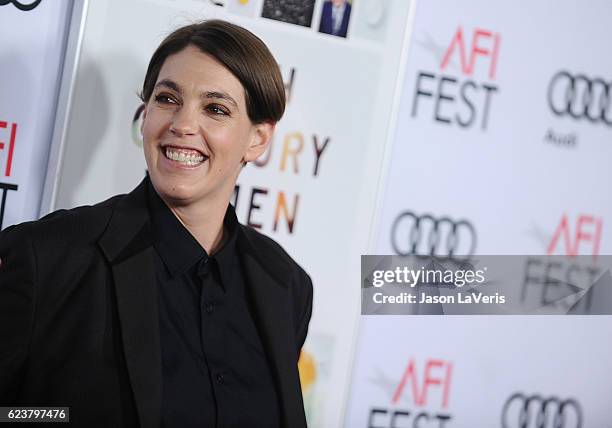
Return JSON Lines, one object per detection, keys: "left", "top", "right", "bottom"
{"left": 169, "top": 106, "right": 198, "bottom": 136}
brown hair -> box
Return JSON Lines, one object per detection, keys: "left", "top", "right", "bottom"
{"left": 140, "top": 19, "right": 285, "bottom": 124}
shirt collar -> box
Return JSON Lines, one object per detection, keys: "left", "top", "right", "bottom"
{"left": 146, "top": 179, "right": 239, "bottom": 290}
{"left": 212, "top": 203, "right": 239, "bottom": 290}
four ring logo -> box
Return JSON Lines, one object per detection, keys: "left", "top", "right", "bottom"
{"left": 547, "top": 70, "right": 612, "bottom": 126}
{"left": 0, "top": 0, "right": 42, "bottom": 11}
{"left": 502, "top": 392, "right": 583, "bottom": 428}
{"left": 390, "top": 211, "right": 476, "bottom": 259}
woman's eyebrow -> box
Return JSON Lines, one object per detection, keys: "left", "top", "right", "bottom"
{"left": 154, "top": 79, "right": 181, "bottom": 93}
{"left": 154, "top": 80, "right": 238, "bottom": 109}
{"left": 201, "top": 91, "right": 238, "bottom": 109}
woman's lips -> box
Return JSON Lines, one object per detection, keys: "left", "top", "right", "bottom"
{"left": 160, "top": 145, "right": 208, "bottom": 168}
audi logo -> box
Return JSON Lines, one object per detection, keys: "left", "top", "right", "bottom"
{"left": 547, "top": 70, "right": 612, "bottom": 126}
{"left": 0, "top": 0, "right": 42, "bottom": 11}
{"left": 502, "top": 392, "right": 583, "bottom": 428}
{"left": 390, "top": 211, "right": 476, "bottom": 259}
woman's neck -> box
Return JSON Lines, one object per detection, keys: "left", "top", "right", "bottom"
{"left": 166, "top": 196, "right": 229, "bottom": 255}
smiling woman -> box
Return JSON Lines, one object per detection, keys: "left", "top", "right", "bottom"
{"left": 0, "top": 20, "right": 313, "bottom": 428}
{"left": 141, "top": 45, "right": 268, "bottom": 252}
{"left": 140, "top": 21, "right": 286, "bottom": 254}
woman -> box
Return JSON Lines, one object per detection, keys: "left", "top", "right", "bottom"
{"left": 0, "top": 20, "right": 312, "bottom": 428}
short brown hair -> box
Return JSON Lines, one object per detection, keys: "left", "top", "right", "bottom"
{"left": 140, "top": 19, "right": 285, "bottom": 124}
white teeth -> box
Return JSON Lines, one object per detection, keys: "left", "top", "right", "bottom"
{"left": 164, "top": 147, "right": 206, "bottom": 166}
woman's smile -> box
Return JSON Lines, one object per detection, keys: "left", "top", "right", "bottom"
{"left": 160, "top": 145, "right": 208, "bottom": 168}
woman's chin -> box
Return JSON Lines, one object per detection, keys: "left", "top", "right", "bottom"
{"left": 150, "top": 176, "right": 199, "bottom": 205}
{"left": 162, "top": 188, "right": 200, "bottom": 206}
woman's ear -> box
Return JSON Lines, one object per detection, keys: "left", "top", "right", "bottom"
{"left": 244, "top": 121, "right": 275, "bottom": 163}
{"left": 140, "top": 104, "right": 147, "bottom": 135}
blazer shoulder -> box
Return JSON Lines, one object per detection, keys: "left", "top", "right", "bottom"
{"left": 239, "top": 225, "right": 313, "bottom": 349}
{"left": 0, "top": 193, "right": 125, "bottom": 246}
{"left": 239, "top": 225, "right": 311, "bottom": 281}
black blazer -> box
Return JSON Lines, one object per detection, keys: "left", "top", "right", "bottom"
{"left": 0, "top": 178, "right": 313, "bottom": 428}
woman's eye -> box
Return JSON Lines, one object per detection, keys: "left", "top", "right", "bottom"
{"left": 154, "top": 94, "right": 177, "bottom": 104}
{"left": 207, "top": 105, "right": 229, "bottom": 116}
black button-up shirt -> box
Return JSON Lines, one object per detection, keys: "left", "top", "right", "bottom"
{"left": 146, "top": 182, "right": 280, "bottom": 427}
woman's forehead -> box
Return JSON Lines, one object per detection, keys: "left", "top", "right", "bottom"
{"left": 156, "top": 46, "right": 245, "bottom": 101}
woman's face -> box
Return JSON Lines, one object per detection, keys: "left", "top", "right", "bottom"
{"left": 142, "top": 45, "right": 272, "bottom": 207}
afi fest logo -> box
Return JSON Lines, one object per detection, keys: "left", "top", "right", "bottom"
{"left": 0, "top": 120, "right": 18, "bottom": 230}
{"left": 523, "top": 213, "right": 603, "bottom": 312}
{"left": 412, "top": 26, "right": 501, "bottom": 131}
{"left": 547, "top": 213, "right": 602, "bottom": 260}
{"left": 369, "top": 358, "right": 453, "bottom": 428}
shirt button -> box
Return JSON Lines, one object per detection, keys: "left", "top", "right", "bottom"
{"left": 198, "top": 258, "right": 209, "bottom": 277}
{"left": 215, "top": 373, "right": 225, "bottom": 384}
{"left": 204, "top": 302, "right": 214, "bottom": 314}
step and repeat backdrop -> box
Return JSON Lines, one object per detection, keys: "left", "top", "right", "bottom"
{"left": 347, "top": 0, "right": 612, "bottom": 427}
{"left": 3, "top": 0, "right": 611, "bottom": 426}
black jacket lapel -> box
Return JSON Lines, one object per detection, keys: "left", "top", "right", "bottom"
{"left": 98, "top": 178, "right": 161, "bottom": 428}
{"left": 238, "top": 231, "right": 306, "bottom": 428}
